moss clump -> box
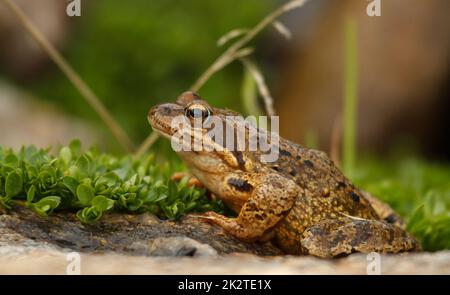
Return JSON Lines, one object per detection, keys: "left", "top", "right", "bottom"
{"left": 354, "top": 156, "right": 450, "bottom": 251}
{"left": 0, "top": 140, "right": 224, "bottom": 223}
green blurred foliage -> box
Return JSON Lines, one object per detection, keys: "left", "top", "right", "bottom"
{"left": 353, "top": 155, "right": 450, "bottom": 251}
{"left": 30, "top": 0, "right": 275, "bottom": 152}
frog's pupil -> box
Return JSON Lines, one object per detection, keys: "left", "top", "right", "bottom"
{"left": 186, "top": 106, "right": 209, "bottom": 119}
{"left": 192, "top": 108, "right": 203, "bottom": 118}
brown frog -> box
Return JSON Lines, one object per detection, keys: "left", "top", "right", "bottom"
{"left": 148, "top": 91, "right": 420, "bottom": 258}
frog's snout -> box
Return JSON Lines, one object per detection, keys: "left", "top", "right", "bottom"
{"left": 147, "top": 105, "right": 157, "bottom": 119}
{"left": 147, "top": 103, "right": 185, "bottom": 130}
{"left": 149, "top": 103, "right": 178, "bottom": 118}
{"left": 147, "top": 105, "right": 159, "bottom": 125}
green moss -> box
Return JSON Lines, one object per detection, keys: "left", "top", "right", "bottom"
{"left": 353, "top": 156, "right": 450, "bottom": 251}
{"left": 0, "top": 141, "right": 224, "bottom": 223}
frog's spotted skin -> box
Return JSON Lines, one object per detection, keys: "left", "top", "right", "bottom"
{"left": 148, "top": 91, "right": 421, "bottom": 258}
{"left": 299, "top": 217, "right": 418, "bottom": 257}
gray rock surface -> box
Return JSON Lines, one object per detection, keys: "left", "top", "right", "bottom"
{"left": 0, "top": 206, "right": 281, "bottom": 257}
{"left": 1, "top": 249, "right": 449, "bottom": 275}
{"left": 1, "top": 206, "right": 449, "bottom": 275}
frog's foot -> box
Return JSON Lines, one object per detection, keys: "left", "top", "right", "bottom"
{"left": 189, "top": 212, "right": 254, "bottom": 240}
{"left": 190, "top": 211, "right": 275, "bottom": 242}
{"left": 300, "top": 218, "right": 421, "bottom": 258}
{"left": 171, "top": 172, "right": 204, "bottom": 188}
{"left": 188, "top": 211, "right": 218, "bottom": 222}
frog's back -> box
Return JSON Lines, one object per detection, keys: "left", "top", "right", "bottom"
{"left": 247, "top": 137, "right": 377, "bottom": 217}
{"left": 252, "top": 138, "right": 382, "bottom": 253}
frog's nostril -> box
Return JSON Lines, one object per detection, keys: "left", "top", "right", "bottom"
{"left": 159, "top": 105, "right": 172, "bottom": 116}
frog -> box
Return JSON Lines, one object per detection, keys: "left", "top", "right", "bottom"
{"left": 148, "top": 91, "right": 420, "bottom": 258}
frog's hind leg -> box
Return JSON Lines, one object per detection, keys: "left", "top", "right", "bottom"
{"left": 193, "top": 173, "right": 299, "bottom": 242}
{"left": 300, "top": 217, "right": 420, "bottom": 258}
{"left": 361, "top": 191, "right": 405, "bottom": 228}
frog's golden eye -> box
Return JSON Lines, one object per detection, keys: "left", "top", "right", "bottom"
{"left": 185, "top": 103, "right": 211, "bottom": 120}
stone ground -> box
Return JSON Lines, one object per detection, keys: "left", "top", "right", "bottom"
{"left": 1, "top": 206, "right": 449, "bottom": 275}
{"left": 1, "top": 248, "right": 449, "bottom": 275}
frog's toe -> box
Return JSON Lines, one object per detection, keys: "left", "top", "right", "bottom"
{"left": 188, "top": 211, "right": 223, "bottom": 223}
{"left": 188, "top": 212, "right": 213, "bottom": 220}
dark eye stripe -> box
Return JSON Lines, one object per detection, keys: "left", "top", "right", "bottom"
{"left": 227, "top": 178, "right": 253, "bottom": 192}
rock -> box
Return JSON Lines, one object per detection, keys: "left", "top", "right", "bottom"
{"left": 0, "top": 248, "right": 449, "bottom": 275}
{"left": 0, "top": 206, "right": 282, "bottom": 257}
{"left": 144, "top": 237, "right": 218, "bottom": 257}
{"left": 1, "top": 206, "right": 449, "bottom": 274}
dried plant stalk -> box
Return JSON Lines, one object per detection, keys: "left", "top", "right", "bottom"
{"left": 135, "top": 132, "right": 159, "bottom": 158}
{"left": 240, "top": 57, "right": 276, "bottom": 117}
{"left": 330, "top": 115, "right": 342, "bottom": 168}
{"left": 1, "top": 0, "right": 135, "bottom": 153}
{"left": 191, "top": 0, "right": 310, "bottom": 92}
{"left": 273, "top": 21, "right": 292, "bottom": 40}
{"left": 217, "top": 28, "right": 249, "bottom": 47}
{"left": 137, "top": 0, "right": 311, "bottom": 154}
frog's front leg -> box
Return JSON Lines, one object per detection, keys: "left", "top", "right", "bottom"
{"left": 197, "top": 173, "right": 299, "bottom": 242}
{"left": 171, "top": 172, "right": 204, "bottom": 188}
{"left": 300, "top": 217, "right": 421, "bottom": 258}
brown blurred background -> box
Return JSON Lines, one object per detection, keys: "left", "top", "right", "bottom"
{"left": 273, "top": 0, "right": 450, "bottom": 159}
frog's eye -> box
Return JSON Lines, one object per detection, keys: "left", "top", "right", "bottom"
{"left": 185, "top": 103, "right": 211, "bottom": 120}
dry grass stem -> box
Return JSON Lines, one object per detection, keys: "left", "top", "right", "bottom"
{"left": 240, "top": 57, "right": 276, "bottom": 117}
{"left": 138, "top": 0, "right": 311, "bottom": 153}
{"left": 193, "top": 47, "right": 255, "bottom": 94}
{"left": 1, "top": 0, "right": 135, "bottom": 153}
{"left": 191, "top": 0, "right": 309, "bottom": 92}
{"left": 330, "top": 115, "right": 342, "bottom": 168}
{"left": 273, "top": 21, "right": 292, "bottom": 39}
{"left": 135, "top": 132, "right": 159, "bottom": 157}
{"left": 217, "top": 28, "right": 249, "bottom": 47}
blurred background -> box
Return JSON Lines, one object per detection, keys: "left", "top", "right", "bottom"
{"left": 0, "top": 0, "right": 449, "bottom": 160}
